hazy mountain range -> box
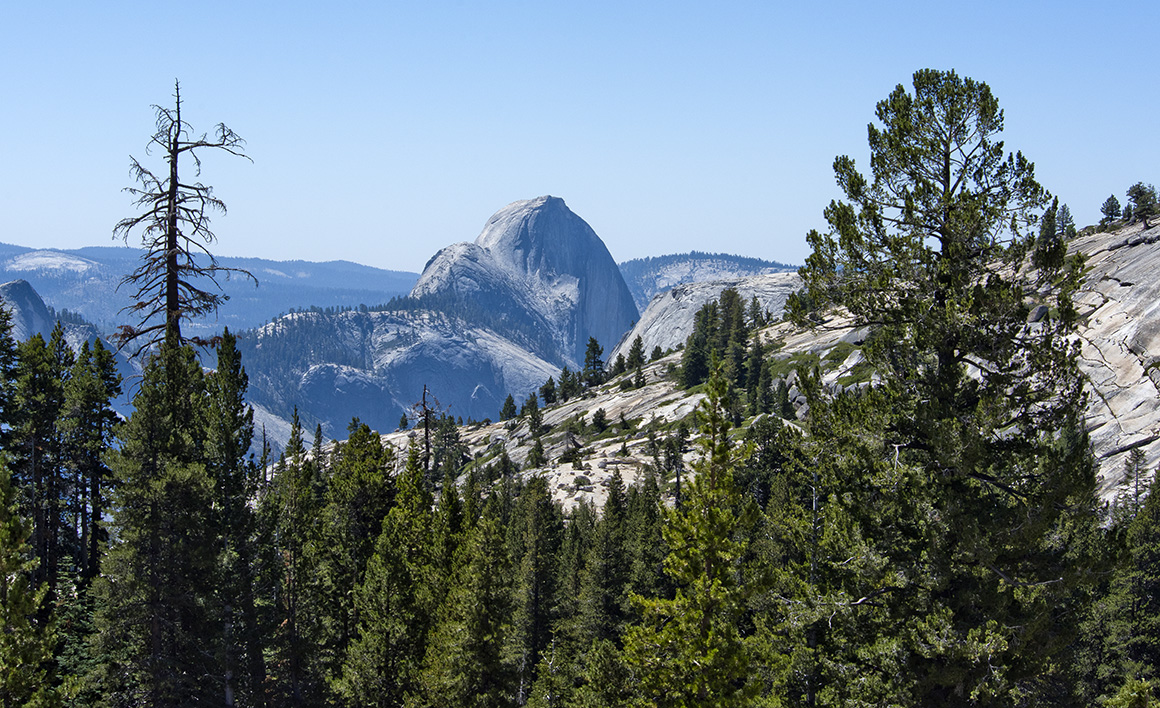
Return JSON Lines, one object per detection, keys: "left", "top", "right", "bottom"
{"left": 0, "top": 197, "right": 797, "bottom": 448}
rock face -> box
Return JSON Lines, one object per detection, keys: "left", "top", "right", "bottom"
{"left": 610, "top": 272, "right": 801, "bottom": 361}
{"left": 241, "top": 308, "right": 560, "bottom": 443}
{"left": 618, "top": 252, "right": 796, "bottom": 312}
{"left": 0, "top": 279, "right": 55, "bottom": 342}
{"left": 412, "top": 196, "right": 639, "bottom": 366}
{"left": 1069, "top": 222, "right": 1160, "bottom": 501}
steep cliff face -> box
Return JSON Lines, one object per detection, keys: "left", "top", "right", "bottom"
{"left": 412, "top": 196, "right": 639, "bottom": 366}
{"left": 0, "top": 279, "right": 55, "bottom": 342}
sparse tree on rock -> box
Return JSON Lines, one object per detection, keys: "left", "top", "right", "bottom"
{"left": 582, "top": 337, "right": 605, "bottom": 387}
{"left": 1035, "top": 197, "right": 1067, "bottom": 277}
{"left": 1103, "top": 194, "right": 1123, "bottom": 226}
{"left": 626, "top": 336, "right": 646, "bottom": 370}
{"left": 1127, "top": 182, "right": 1158, "bottom": 229}
{"left": 1058, "top": 202, "right": 1077, "bottom": 240}
{"left": 500, "top": 394, "right": 518, "bottom": 421}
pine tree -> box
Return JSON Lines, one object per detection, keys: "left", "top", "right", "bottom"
{"left": 93, "top": 341, "right": 219, "bottom": 707}
{"left": 582, "top": 337, "right": 605, "bottom": 388}
{"left": 608, "top": 353, "right": 627, "bottom": 379}
{"left": 577, "top": 471, "right": 630, "bottom": 644}
{"left": 539, "top": 377, "right": 557, "bottom": 406}
{"left": 13, "top": 325, "right": 72, "bottom": 618}
{"left": 315, "top": 420, "right": 395, "bottom": 691}
{"left": 262, "top": 409, "right": 323, "bottom": 706}
{"left": 204, "top": 329, "right": 264, "bottom": 707}
{"left": 521, "top": 394, "right": 543, "bottom": 438}
{"left": 527, "top": 439, "right": 547, "bottom": 468}
{"left": 680, "top": 303, "right": 714, "bottom": 389}
{"left": 420, "top": 499, "right": 515, "bottom": 707}
{"left": 58, "top": 339, "right": 121, "bottom": 583}
{"left": 337, "top": 442, "right": 433, "bottom": 707}
{"left": 500, "top": 394, "right": 518, "bottom": 421}
{"left": 0, "top": 456, "right": 61, "bottom": 707}
{"left": 1103, "top": 194, "right": 1123, "bottom": 226}
{"left": 0, "top": 305, "right": 17, "bottom": 449}
{"left": 626, "top": 336, "right": 646, "bottom": 371}
{"left": 113, "top": 81, "right": 254, "bottom": 352}
{"left": 791, "top": 68, "right": 1099, "bottom": 701}
{"left": 1058, "top": 202, "right": 1077, "bottom": 240}
{"left": 1123, "top": 470, "right": 1160, "bottom": 681}
{"left": 623, "top": 365, "right": 759, "bottom": 706}
{"left": 1034, "top": 196, "right": 1067, "bottom": 277}
{"left": 1127, "top": 182, "right": 1158, "bottom": 229}
{"left": 510, "top": 475, "right": 563, "bottom": 703}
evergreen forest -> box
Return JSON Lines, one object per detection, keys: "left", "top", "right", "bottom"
{"left": 2, "top": 70, "right": 1160, "bottom": 707}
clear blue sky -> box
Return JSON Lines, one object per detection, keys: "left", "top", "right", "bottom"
{"left": 2, "top": 1, "right": 1156, "bottom": 272}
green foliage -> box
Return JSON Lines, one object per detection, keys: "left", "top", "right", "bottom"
{"left": 577, "top": 472, "right": 631, "bottom": 645}
{"left": 609, "top": 353, "right": 627, "bottom": 379}
{"left": 583, "top": 337, "right": 605, "bottom": 388}
{"left": 0, "top": 306, "right": 17, "bottom": 447}
{"left": 315, "top": 421, "right": 396, "bottom": 686}
{"left": 420, "top": 500, "right": 515, "bottom": 707}
{"left": 539, "top": 377, "right": 557, "bottom": 405}
{"left": 1058, "top": 202, "right": 1077, "bottom": 240}
{"left": 526, "top": 439, "right": 547, "bottom": 468}
{"left": 1105, "top": 679, "right": 1160, "bottom": 708}
{"left": 590, "top": 408, "right": 608, "bottom": 434}
{"left": 0, "top": 457, "right": 61, "bottom": 707}
{"left": 500, "top": 394, "right": 518, "bottom": 421}
{"left": 626, "top": 336, "right": 646, "bottom": 370}
{"left": 624, "top": 365, "right": 760, "bottom": 707}
{"left": 94, "top": 341, "right": 220, "bottom": 706}
{"left": 1103, "top": 194, "right": 1123, "bottom": 226}
{"left": 792, "top": 67, "right": 1099, "bottom": 702}
{"left": 336, "top": 442, "right": 433, "bottom": 707}
{"left": 521, "top": 393, "right": 543, "bottom": 438}
{"left": 1127, "top": 182, "right": 1158, "bottom": 228}
{"left": 509, "top": 476, "right": 564, "bottom": 700}
{"left": 1035, "top": 197, "right": 1067, "bottom": 277}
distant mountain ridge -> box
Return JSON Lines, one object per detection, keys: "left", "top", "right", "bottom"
{"left": 0, "top": 241, "right": 419, "bottom": 336}
{"left": 239, "top": 196, "right": 639, "bottom": 446}
{"left": 618, "top": 251, "right": 796, "bottom": 311}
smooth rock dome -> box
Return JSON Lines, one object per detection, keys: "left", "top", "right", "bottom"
{"left": 411, "top": 196, "right": 638, "bottom": 367}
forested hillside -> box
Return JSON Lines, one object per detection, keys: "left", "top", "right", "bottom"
{"left": 2, "top": 68, "right": 1160, "bottom": 707}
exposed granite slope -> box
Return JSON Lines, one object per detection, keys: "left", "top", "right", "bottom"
{"left": 1069, "top": 222, "right": 1160, "bottom": 500}
{"left": 610, "top": 271, "right": 801, "bottom": 361}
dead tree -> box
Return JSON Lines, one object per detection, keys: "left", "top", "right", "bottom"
{"left": 114, "top": 80, "right": 255, "bottom": 354}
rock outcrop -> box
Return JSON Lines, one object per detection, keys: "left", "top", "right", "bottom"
{"left": 1069, "top": 222, "right": 1160, "bottom": 500}
{"left": 0, "top": 279, "right": 55, "bottom": 342}
{"left": 618, "top": 252, "right": 796, "bottom": 312}
{"left": 412, "top": 196, "right": 639, "bottom": 366}
{"left": 610, "top": 272, "right": 801, "bottom": 361}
